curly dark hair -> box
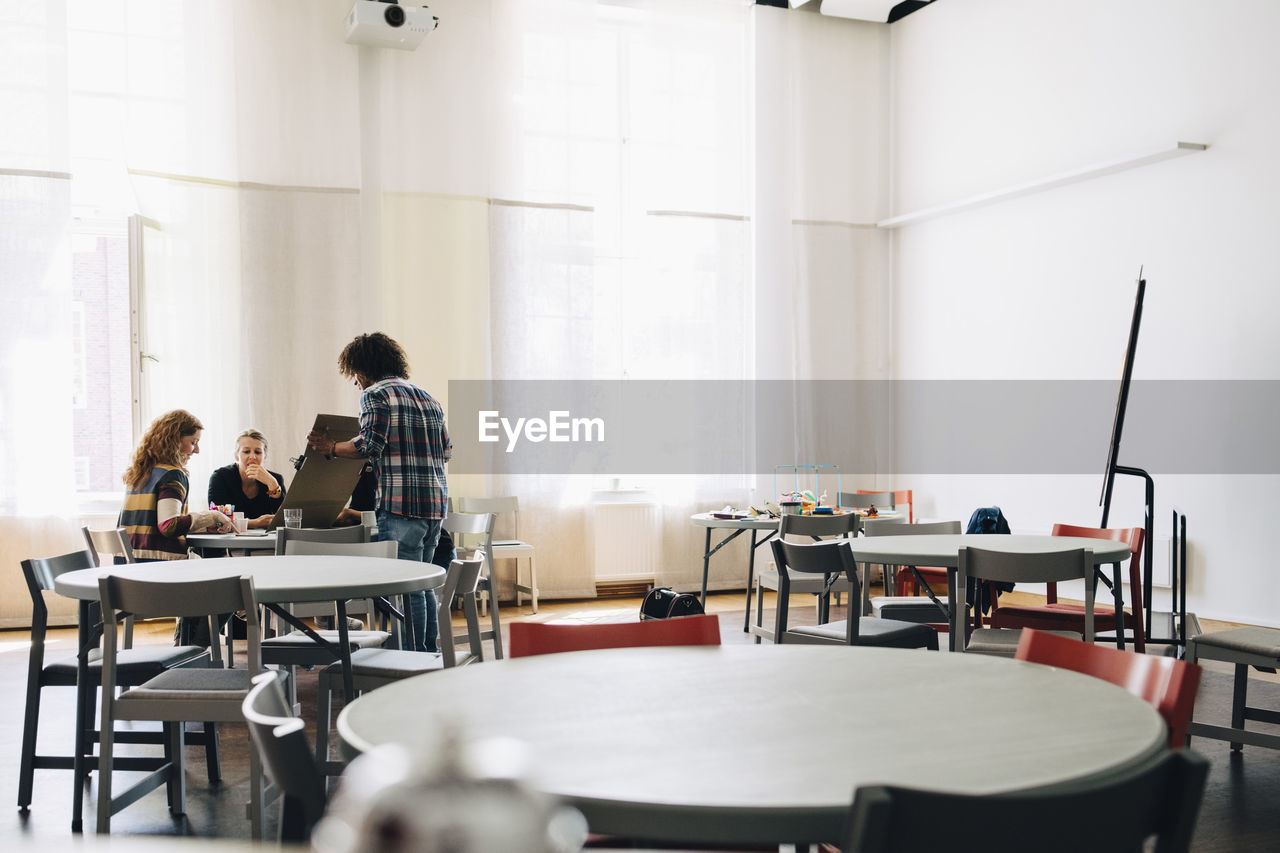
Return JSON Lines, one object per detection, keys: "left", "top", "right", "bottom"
{"left": 338, "top": 332, "right": 410, "bottom": 382}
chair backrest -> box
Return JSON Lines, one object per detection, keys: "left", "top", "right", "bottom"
{"left": 1049, "top": 523, "right": 1144, "bottom": 603}
{"left": 20, "top": 550, "right": 97, "bottom": 649}
{"left": 844, "top": 748, "right": 1208, "bottom": 853}
{"left": 778, "top": 511, "right": 860, "bottom": 539}
{"left": 82, "top": 527, "right": 135, "bottom": 565}
{"left": 840, "top": 491, "right": 895, "bottom": 511}
{"left": 509, "top": 612, "right": 721, "bottom": 658}
{"left": 99, "top": 574, "right": 260, "bottom": 671}
{"left": 452, "top": 495, "right": 521, "bottom": 539}
{"left": 1015, "top": 629, "right": 1202, "bottom": 748}
{"left": 862, "top": 519, "right": 961, "bottom": 538}
{"left": 242, "top": 672, "right": 327, "bottom": 842}
{"left": 443, "top": 511, "right": 496, "bottom": 569}
{"left": 274, "top": 524, "right": 370, "bottom": 554}
{"left": 858, "top": 489, "right": 912, "bottom": 522}
{"left": 958, "top": 547, "right": 1094, "bottom": 643}
{"left": 282, "top": 539, "right": 398, "bottom": 559}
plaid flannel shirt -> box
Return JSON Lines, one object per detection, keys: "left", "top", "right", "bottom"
{"left": 353, "top": 377, "right": 451, "bottom": 519}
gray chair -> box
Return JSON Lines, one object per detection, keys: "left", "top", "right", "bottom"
{"left": 444, "top": 511, "right": 503, "bottom": 660}
{"left": 261, "top": 539, "right": 396, "bottom": 708}
{"left": 82, "top": 526, "right": 138, "bottom": 647}
{"left": 845, "top": 748, "right": 1208, "bottom": 853}
{"left": 452, "top": 495, "right": 539, "bottom": 612}
{"left": 95, "top": 572, "right": 281, "bottom": 836}
{"left": 274, "top": 524, "right": 376, "bottom": 628}
{"left": 243, "top": 672, "right": 327, "bottom": 843}
{"left": 17, "top": 550, "right": 208, "bottom": 823}
{"left": 957, "top": 546, "right": 1092, "bottom": 656}
{"left": 313, "top": 554, "right": 487, "bottom": 779}
{"left": 769, "top": 538, "right": 938, "bottom": 650}
{"left": 863, "top": 519, "right": 962, "bottom": 623}
{"left": 751, "top": 512, "right": 860, "bottom": 643}
{"left": 1186, "top": 626, "right": 1280, "bottom": 752}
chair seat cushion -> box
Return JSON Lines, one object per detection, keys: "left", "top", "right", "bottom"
{"left": 43, "top": 644, "right": 209, "bottom": 682}
{"left": 125, "top": 666, "right": 255, "bottom": 698}
{"left": 966, "top": 628, "right": 1081, "bottom": 657}
{"left": 337, "top": 647, "right": 446, "bottom": 679}
{"left": 1191, "top": 626, "right": 1280, "bottom": 661}
{"left": 788, "top": 618, "right": 937, "bottom": 649}
{"left": 262, "top": 630, "right": 390, "bottom": 650}
{"left": 756, "top": 568, "right": 852, "bottom": 594}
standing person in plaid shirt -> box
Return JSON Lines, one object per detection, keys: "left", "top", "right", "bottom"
{"left": 308, "top": 332, "right": 452, "bottom": 652}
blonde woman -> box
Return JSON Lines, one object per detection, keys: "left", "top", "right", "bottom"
{"left": 207, "top": 428, "right": 287, "bottom": 529}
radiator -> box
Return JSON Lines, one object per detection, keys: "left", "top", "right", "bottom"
{"left": 591, "top": 494, "right": 661, "bottom": 582}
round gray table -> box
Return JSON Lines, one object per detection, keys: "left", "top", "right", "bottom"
{"left": 337, "top": 645, "right": 1165, "bottom": 846}
{"left": 848, "top": 534, "right": 1134, "bottom": 650}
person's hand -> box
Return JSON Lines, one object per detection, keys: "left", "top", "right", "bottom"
{"left": 245, "top": 461, "right": 277, "bottom": 489}
{"left": 306, "top": 428, "right": 329, "bottom": 452}
{"left": 192, "top": 510, "right": 232, "bottom": 533}
{"left": 252, "top": 514, "right": 273, "bottom": 529}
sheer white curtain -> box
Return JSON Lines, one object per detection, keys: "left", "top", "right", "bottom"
{"left": 479, "top": 0, "right": 757, "bottom": 595}
{"left": 753, "top": 7, "right": 896, "bottom": 482}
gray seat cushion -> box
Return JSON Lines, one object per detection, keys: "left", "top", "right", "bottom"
{"left": 262, "top": 629, "right": 390, "bottom": 650}
{"left": 787, "top": 617, "right": 937, "bottom": 649}
{"left": 125, "top": 667, "right": 254, "bottom": 697}
{"left": 966, "top": 628, "right": 1081, "bottom": 657}
{"left": 44, "top": 644, "right": 208, "bottom": 681}
{"left": 339, "top": 647, "right": 446, "bottom": 679}
{"left": 1191, "top": 626, "right": 1280, "bottom": 661}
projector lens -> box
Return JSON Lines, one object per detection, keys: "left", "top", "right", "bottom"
{"left": 385, "top": 5, "right": 406, "bottom": 27}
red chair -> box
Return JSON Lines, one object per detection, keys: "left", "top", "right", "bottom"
{"left": 988, "top": 523, "right": 1146, "bottom": 651}
{"left": 509, "top": 613, "right": 721, "bottom": 657}
{"left": 1014, "top": 629, "right": 1201, "bottom": 748}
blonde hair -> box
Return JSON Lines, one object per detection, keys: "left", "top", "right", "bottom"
{"left": 123, "top": 409, "right": 203, "bottom": 489}
{"left": 235, "top": 428, "right": 269, "bottom": 453}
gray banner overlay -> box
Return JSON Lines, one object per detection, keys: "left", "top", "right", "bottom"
{"left": 446, "top": 380, "right": 1280, "bottom": 476}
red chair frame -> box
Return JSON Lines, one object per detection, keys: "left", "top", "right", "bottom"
{"left": 509, "top": 613, "right": 721, "bottom": 657}
{"left": 1015, "top": 628, "right": 1201, "bottom": 747}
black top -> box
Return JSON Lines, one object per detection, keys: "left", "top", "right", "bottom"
{"left": 207, "top": 464, "right": 287, "bottom": 519}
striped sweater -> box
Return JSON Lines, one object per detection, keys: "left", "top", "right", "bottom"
{"left": 119, "top": 465, "right": 192, "bottom": 561}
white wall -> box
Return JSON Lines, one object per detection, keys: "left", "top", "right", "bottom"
{"left": 888, "top": 0, "right": 1280, "bottom": 626}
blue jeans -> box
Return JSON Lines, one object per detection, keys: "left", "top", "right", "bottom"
{"left": 377, "top": 511, "right": 442, "bottom": 653}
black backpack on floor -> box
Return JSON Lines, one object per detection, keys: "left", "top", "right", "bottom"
{"left": 640, "top": 587, "right": 705, "bottom": 620}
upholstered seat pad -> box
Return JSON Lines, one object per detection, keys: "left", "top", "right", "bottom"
{"left": 126, "top": 666, "right": 254, "bottom": 697}
{"left": 262, "top": 629, "right": 389, "bottom": 650}
{"left": 967, "top": 628, "right": 1081, "bottom": 657}
{"left": 788, "top": 618, "right": 936, "bottom": 645}
{"left": 341, "top": 647, "right": 445, "bottom": 678}
{"left": 1191, "top": 626, "right": 1280, "bottom": 660}
{"left": 44, "top": 644, "right": 208, "bottom": 681}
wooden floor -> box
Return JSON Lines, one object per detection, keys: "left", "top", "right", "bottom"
{"left": 2, "top": 587, "right": 1277, "bottom": 850}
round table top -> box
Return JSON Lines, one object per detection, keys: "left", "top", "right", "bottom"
{"left": 691, "top": 510, "right": 900, "bottom": 529}
{"left": 337, "top": 644, "right": 1166, "bottom": 845}
{"left": 850, "top": 533, "right": 1133, "bottom": 566}
{"left": 187, "top": 531, "right": 279, "bottom": 550}
{"left": 53, "top": 554, "right": 444, "bottom": 605}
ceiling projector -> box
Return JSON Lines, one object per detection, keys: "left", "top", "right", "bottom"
{"left": 345, "top": 1, "right": 438, "bottom": 51}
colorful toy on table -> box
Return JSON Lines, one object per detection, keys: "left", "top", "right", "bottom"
{"left": 210, "top": 502, "right": 235, "bottom": 518}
